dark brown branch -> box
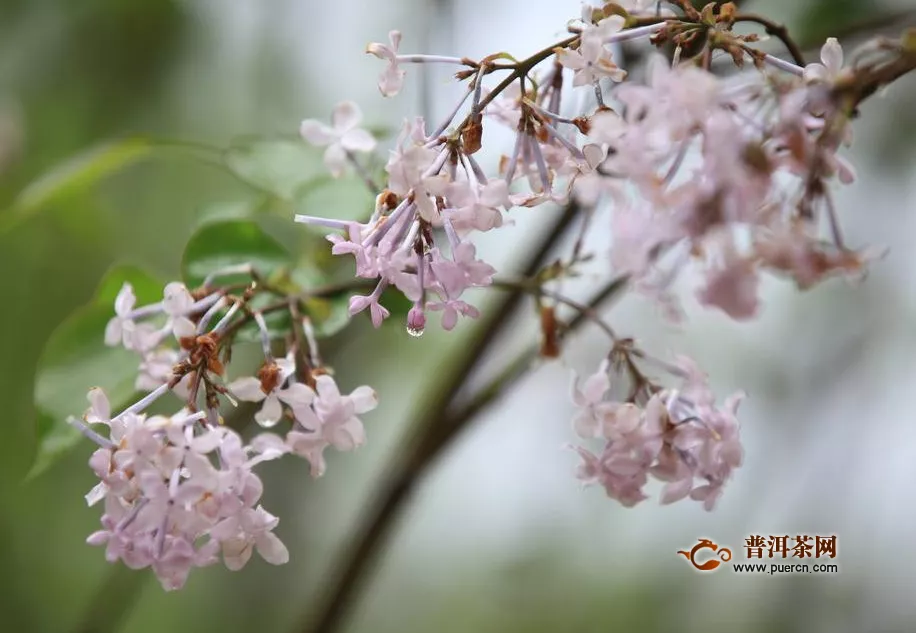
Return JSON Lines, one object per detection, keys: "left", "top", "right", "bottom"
{"left": 300, "top": 200, "right": 584, "bottom": 633}
{"left": 734, "top": 13, "right": 806, "bottom": 66}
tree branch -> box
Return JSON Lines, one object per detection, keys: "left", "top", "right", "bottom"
{"left": 734, "top": 13, "right": 806, "bottom": 66}
{"left": 300, "top": 200, "right": 584, "bottom": 633}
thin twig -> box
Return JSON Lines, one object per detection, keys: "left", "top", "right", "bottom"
{"left": 734, "top": 13, "right": 806, "bottom": 66}
{"left": 301, "top": 200, "right": 585, "bottom": 633}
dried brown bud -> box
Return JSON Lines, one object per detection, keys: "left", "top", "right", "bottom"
{"left": 539, "top": 305, "right": 561, "bottom": 359}
{"left": 258, "top": 362, "right": 282, "bottom": 395}
{"left": 536, "top": 124, "right": 550, "bottom": 144}
{"left": 717, "top": 2, "right": 737, "bottom": 24}
{"left": 572, "top": 116, "right": 591, "bottom": 135}
{"left": 461, "top": 114, "right": 483, "bottom": 154}
{"left": 600, "top": 3, "right": 629, "bottom": 20}
{"left": 742, "top": 142, "right": 772, "bottom": 176}
{"left": 380, "top": 189, "right": 399, "bottom": 210}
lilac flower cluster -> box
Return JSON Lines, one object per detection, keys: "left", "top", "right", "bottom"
{"left": 289, "top": 2, "right": 889, "bottom": 514}
{"left": 65, "top": 0, "right": 916, "bottom": 588}
{"left": 71, "top": 279, "right": 377, "bottom": 589}
{"left": 570, "top": 356, "right": 743, "bottom": 510}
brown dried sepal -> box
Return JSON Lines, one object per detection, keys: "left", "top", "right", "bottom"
{"left": 716, "top": 2, "right": 737, "bottom": 25}
{"left": 185, "top": 332, "right": 225, "bottom": 376}
{"left": 461, "top": 114, "right": 483, "bottom": 154}
{"left": 742, "top": 141, "right": 773, "bottom": 176}
{"left": 257, "top": 361, "right": 282, "bottom": 395}
{"left": 539, "top": 305, "right": 561, "bottom": 359}
{"left": 378, "top": 189, "right": 399, "bottom": 211}
{"left": 572, "top": 116, "right": 592, "bottom": 135}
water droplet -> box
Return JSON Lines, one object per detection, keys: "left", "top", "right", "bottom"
{"left": 406, "top": 326, "right": 424, "bottom": 338}
{"left": 257, "top": 417, "right": 279, "bottom": 429}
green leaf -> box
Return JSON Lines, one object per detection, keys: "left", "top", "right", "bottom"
{"left": 304, "top": 294, "right": 352, "bottom": 338}
{"left": 1, "top": 138, "right": 152, "bottom": 234}
{"left": 222, "top": 137, "right": 324, "bottom": 200}
{"left": 294, "top": 174, "right": 375, "bottom": 224}
{"left": 291, "top": 264, "right": 353, "bottom": 338}
{"left": 95, "top": 263, "right": 164, "bottom": 307}
{"left": 28, "top": 265, "right": 165, "bottom": 479}
{"left": 181, "top": 219, "right": 294, "bottom": 287}
{"left": 232, "top": 307, "right": 293, "bottom": 345}
{"left": 382, "top": 285, "right": 414, "bottom": 318}
{"left": 194, "top": 197, "right": 267, "bottom": 227}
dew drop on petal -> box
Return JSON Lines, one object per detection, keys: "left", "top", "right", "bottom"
{"left": 257, "top": 417, "right": 280, "bottom": 429}
{"left": 406, "top": 325, "right": 424, "bottom": 338}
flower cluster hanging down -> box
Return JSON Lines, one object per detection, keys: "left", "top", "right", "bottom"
{"left": 65, "top": 0, "right": 916, "bottom": 589}
{"left": 72, "top": 278, "right": 377, "bottom": 589}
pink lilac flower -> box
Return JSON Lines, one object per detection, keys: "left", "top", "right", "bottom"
{"left": 300, "top": 101, "right": 377, "bottom": 177}
{"left": 367, "top": 31, "right": 406, "bottom": 97}
{"left": 568, "top": 356, "right": 744, "bottom": 511}
{"left": 804, "top": 38, "right": 845, "bottom": 84}
{"left": 556, "top": 27, "right": 627, "bottom": 86}
{"left": 104, "top": 283, "right": 137, "bottom": 347}
{"left": 228, "top": 355, "right": 319, "bottom": 428}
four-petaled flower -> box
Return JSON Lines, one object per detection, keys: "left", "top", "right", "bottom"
{"left": 366, "top": 30, "right": 406, "bottom": 97}
{"left": 300, "top": 101, "right": 377, "bottom": 177}
{"left": 556, "top": 28, "right": 626, "bottom": 87}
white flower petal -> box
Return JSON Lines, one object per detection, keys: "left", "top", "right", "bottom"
{"left": 86, "top": 387, "right": 111, "bottom": 423}
{"left": 114, "top": 283, "right": 136, "bottom": 316}
{"left": 277, "top": 382, "right": 316, "bottom": 409}
{"left": 228, "top": 377, "right": 267, "bottom": 402}
{"left": 256, "top": 532, "right": 289, "bottom": 565}
{"left": 299, "top": 119, "right": 336, "bottom": 146}
{"left": 255, "top": 395, "right": 284, "bottom": 428}
{"left": 341, "top": 128, "right": 376, "bottom": 153}
{"left": 221, "top": 538, "right": 253, "bottom": 571}
{"left": 323, "top": 143, "right": 348, "bottom": 178}
{"left": 104, "top": 318, "right": 123, "bottom": 347}
{"left": 171, "top": 316, "right": 196, "bottom": 339}
{"left": 348, "top": 386, "right": 378, "bottom": 414}
{"left": 821, "top": 38, "right": 843, "bottom": 73}
{"left": 331, "top": 101, "right": 362, "bottom": 132}
{"left": 314, "top": 375, "right": 341, "bottom": 403}
{"left": 162, "top": 282, "right": 193, "bottom": 315}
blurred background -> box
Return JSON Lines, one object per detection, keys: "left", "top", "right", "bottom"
{"left": 2, "top": 0, "right": 916, "bottom": 632}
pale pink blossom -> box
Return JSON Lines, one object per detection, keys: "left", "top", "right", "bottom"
{"left": 367, "top": 31, "right": 406, "bottom": 97}
{"left": 300, "top": 101, "right": 377, "bottom": 177}
{"left": 804, "top": 38, "right": 844, "bottom": 84}
{"left": 104, "top": 283, "right": 137, "bottom": 347}
{"left": 556, "top": 30, "right": 626, "bottom": 87}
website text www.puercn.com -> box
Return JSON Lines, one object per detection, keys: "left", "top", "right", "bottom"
{"left": 732, "top": 562, "right": 840, "bottom": 574}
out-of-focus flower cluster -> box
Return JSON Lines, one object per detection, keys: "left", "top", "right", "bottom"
{"left": 71, "top": 279, "right": 377, "bottom": 589}
{"left": 570, "top": 354, "right": 743, "bottom": 511}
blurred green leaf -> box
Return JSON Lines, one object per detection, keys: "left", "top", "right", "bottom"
{"left": 796, "top": 0, "right": 882, "bottom": 49}
{"left": 95, "top": 263, "right": 165, "bottom": 306}
{"left": 305, "top": 294, "right": 352, "bottom": 338}
{"left": 232, "top": 307, "right": 294, "bottom": 345}
{"left": 291, "top": 264, "right": 353, "bottom": 338}
{"left": 382, "top": 286, "right": 414, "bottom": 318}
{"left": 294, "top": 172, "right": 375, "bottom": 224}
{"left": 222, "top": 138, "right": 326, "bottom": 200}
{"left": 1, "top": 138, "right": 152, "bottom": 233}
{"left": 181, "top": 219, "right": 293, "bottom": 287}
{"left": 195, "top": 198, "right": 267, "bottom": 227}
{"left": 28, "top": 264, "right": 163, "bottom": 479}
